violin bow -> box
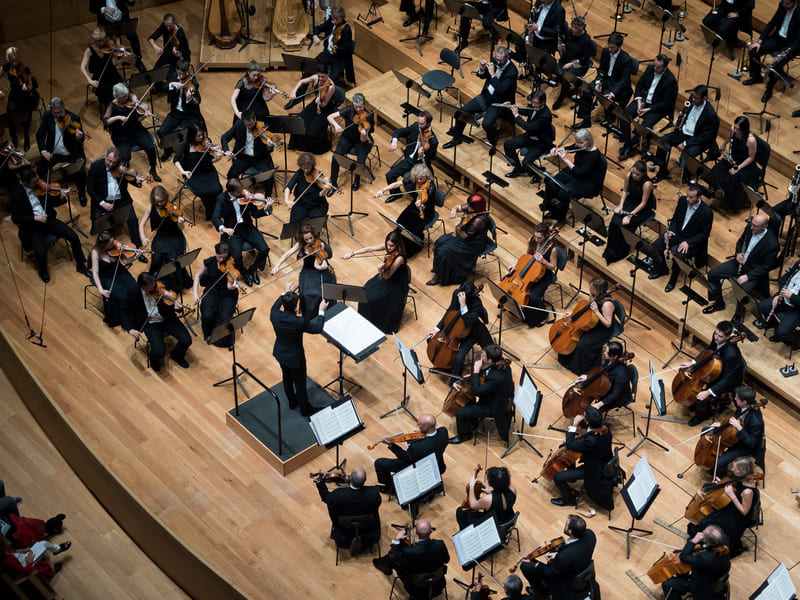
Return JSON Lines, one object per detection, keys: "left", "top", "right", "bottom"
{"left": 125, "top": 81, "right": 158, "bottom": 120}
{"left": 676, "top": 425, "right": 717, "bottom": 446}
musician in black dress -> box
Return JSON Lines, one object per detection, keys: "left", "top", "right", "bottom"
{"left": 589, "top": 342, "right": 633, "bottom": 413}
{"left": 89, "top": 0, "right": 145, "bottom": 72}
{"left": 540, "top": 128, "right": 605, "bottom": 222}
{"left": 230, "top": 61, "right": 278, "bottom": 122}
{"left": 1, "top": 48, "right": 39, "bottom": 152}
{"left": 36, "top": 97, "right": 88, "bottom": 206}
{"left": 173, "top": 125, "right": 224, "bottom": 220}
{"left": 103, "top": 84, "right": 160, "bottom": 182}
{"left": 157, "top": 60, "right": 204, "bottom": 160}
{"left": 450, "top": 345, "right": 515, "bottom": 444}
{"left": 377, "top": 164, "right": 436, "bottom": 258}
{"left": 551, "top": 407, "right": 614, "bottom": 509}
{"left": 711, "top": 386, "right": 765, "bottom": 472}
{"left": 80, "top": 28, "right": 126, "bottom": 108}
{"left": 344, "top": 230, "right": 410, "bottom": 334}
{"left": 373, "top": 413, "right": 449, "bottom": 493}
{"left": 702, "top": 0, "right": 754, "bottom": 58}
{"left": 552, "top": 16, "right": 595, "bottom": 111}
{"left": 502, "top": 222, "right": 558, "bottom": 327}
{"left": 504, "top": 90, "right": 554, "bottom": 179}
{"left": 428, "top": 193, "right": 490, "bottom": 286}
{"left": 327, "top": 92, "right": 374, "bottom": 193}
{"left": 520, "top": 515, "right": 597, "bottom": 600}
{"left": 311, "top": 7, "right": 354, "bottom": 85}
{"left": 661, "top": 525, "right": 731, "bottom": 600}
{"left": 386, "top": 111, "right": 437, "bottom": 185}
{"left": 575, "top": 32, "right": 633, "bottom": 129}
{"left": 455, "top": 465, "right": 516, "bottom": 529}
{"left": 284, "top": 153, "right": 333, "bottom": 223}
{"left": 557, "top": 277, "right": 617, "bottom": 375}
{"left": 712, "top": 116, "right": 759, "bottom": 211}
{"left": 679, "top": 320, "right": 745, "bottom": 425}
{"left": 757, "top": 257, "right": 800, "bottom": 345}
{"left": 90, "top": 231, "right": 140, "bottom": 327}
{"left": 456, "top": 0, "right": 508, "bottom": 52}
{"left": 147, "top": 13, "right": 190, "bottom": 73}
{"left": 649, "top": 184, "right": 714, "bottom": 293}
{"left": 602, "top": 160, "right": 656, "bottom": 264}
{"left": 192, "top": 241, "right": 240, "bottom": 345}
{"left": 220, "top": 109, "right": 275, "bottom": 184}
{"left": 287, "top": 64, "right": 338, "bottom": 155}
{"left": 212, "top": 178, "right": 272, "bottom": 287}
{"left": 137, "top": 185, "right": 189, "bottom": 291}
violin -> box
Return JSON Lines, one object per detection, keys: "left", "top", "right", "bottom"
{"left": 366, "top": 431, "right": 426, "bottom": 450}
{"left": 419, "top": 127, "right": 432, "bottom": 160}
{"left": 57, "top": 113, "right": 91, "bottom": 139}
{"left": 248, "top": 120, "right": 280, "bottom": 147}
{"left": 124, "top": 95, "right": 160, "bottom": 122}
{"left": 307, "top": 238, "right": 334, "bottom": 274}
{"left": 315, "top": 78, "right": 333, "bottom": 114}
{"left": 222, "top": 256, "right": 248, "bottom": 294}
{"left": 473, "top": 572, "right": 497, "bottom": 600}
{"left": 442, "top": 358, "right": 510, "bottom": 417}
{"left": 499, "top": 228, "right": 560, "bottom": 309}
{"left": 32, "top": 180, "right": 73, "bottom": 197}
{"left": 110, "top": 165, "right": 152, "bottom": 185}
{"left": 537, "top": 426, "right": 609, "bottom": 482}
{"left": 158, "top": 201, "right": 189, "bottom": 224}
{"left": 561, "top": 352, "right": 634, "bottom": 419}
{"left": 199, "top": 137, "right": 225, "bottom": 157}
{"left": 178, "top": 72, "right": 197, "bottom": 100}
{"left": 108, "top": 241, "right": 151, "bottom": 258}
{"left": 378, "top": 250, "right": 398, "bottom": 280}
{"left": 148, "top": 281, "right": 184, "bottom": 309}
{"left": 684, "top": 469, "right": 764, "bottom": 524}
{"left": 166, "top": 28, "right": 183, "bottom": 60}
{"left": 671, "top": 333, "right": 746, "bottom": 407}
{"left": 310, "top": 469, "right": 351, "bottom": 485}
{"left": 99, "top": 39, "right": 130, "bottom": 58}
{"left": 304, "top": 168, "right": 337, "bottom": 192}
{"left": 1, "top": 141, "right": 27, "bottom": 167}
{"left": 237, "top": 191, "right": 274, "bottom": 211}
{"left": 692, "top": 400, "right": 767, "bottom": 470}
{"left": 647, "top": 544, "right": 729, "bottom": 584}
{"left": 353, "top": 109, "right": 371, "bottom": 137}
{"left": 11, "top": 61, "right": 33, "bottom": 91}
{"left": 510, "top": 537, "right": 566, "bottom": 573}
{"left": 549, "top": 285, "right": 617, "bottom": 355}
{"left": 252, "top": 73, "right": 289, "bottom": 98}
{"left": 461, "top": 464, "right": 486, "bottom": 510}
{"left": 416, "top": 184, "right": 429, "bottom": 220}
{"left": 426, "top": 284, "right": 484, "bottom": 370}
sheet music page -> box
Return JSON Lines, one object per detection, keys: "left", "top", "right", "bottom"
{"left": 308, "top": 400, "right": 362, "bottom": 446}
{"left": 393, "top": 453, "right": 441, "bottom": 506}
{"left": 475, "top": 516, "right": 502, "bottom": 549}
{"left": 762, "top": 564, "right": 796, "bottom": 600}
{"left": 29, "top": 541, "right": 49, "bottom": 564}
{"left": 629, "top": 456, "right": 658, "bottom": 513}
{"left": 394, "top": 334, "right": 423, "bottom": 382}
{"left": 452, "top": 517, "right": 501, "bottom": 567}
{"left": 324, "top": 306, "right": 385, "bottom": 356}
{"left": 334, "top": 399, "right": 361, "bottom": 434}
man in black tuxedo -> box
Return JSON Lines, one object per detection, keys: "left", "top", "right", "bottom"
{"left": 270, "top": 282, "right": 328, "bottom": 417}
{"left": 457, "top": 0, "right": 508, "bottom": 52}
{"left": 35, "top": 97, "right": 88, "bottom": 206}
{"left": 618, "top": 54, "right": 678, "bottom": 159}
{"left": 552, "top": 16, "right": 596, "bottom": 111}
{"left": 712, "top": 386, "right": 765, "bottom": 472}
{"left": 757, "top": 257, "right": 800, "bottom": 344}
{"left": 311, "top": 6, "right": 354, "bottom": 84}
{"left": 504, "top": 90, "right": 554, "bottom": 179}
{"left": 680, "top": 320, "right": 746, "bottom": 425}
{"left": 662, "top": 525, "right": 731, "bottom": 599}
{"left": 220, "top": 109, "right": 275, "bottom": 182}
{"left": 211, "top": 178, "right": 272, "bottom": 287}
{"left": 521, "top": 0, "right": 566, "bottom": 56}
{"left": 704, "top": 214, "right": 778, "bottom": 314}
{"left": 702, "top": 0, "right": 754, "bottom": 58}
{"left": 374, "top": 414, "right": 449, "bottom": 493}
{"left": 742, "top": 0, "right": 800, "bottom": 102}
{"left": 649, "top": 184, "right": 714, "bottom": 292}
{"left": 575, "top": 32, "right": 633, "bottom": 129}
{"left": 450, "top": 344, "right": 515, "bottom": 444}
{"left": 316, "top": 466, "right": 382, "bottom": 550}
{"left": 386, "top": 111, "right": 438, "bottom": 184}
{"left": 157, "top": 60, "right": 204, "bottom": 160}
{"left": 520, "top": 514, "right": 597, "bottom": 600}
{"left": 443, "top": 46, "right": 518, "bottom": 148}
{"left": 10, "top": 168, "right": 90, "bottom": 283}
{"left": 373, "top": 518, "right": 450, "bottom": 599}
{"left": 655, "top": 85, "right": 720, "bottom": 183}
{"left": 120, "top": 272, "right": 191, "bottom": 372}
{"left": 88, "top": 0, "right": 146, "bottom": 72}
{"left": 551, "top": 406, "right": 614, "bottom": 509}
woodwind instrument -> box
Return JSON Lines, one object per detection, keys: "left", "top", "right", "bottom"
{"left": 525, "top": 4, "right": 542, "bottom": 45}
{"left": 788, "top": 165, "right": 800, "bottom": 256}
{"left": 675, "top": 99, "right": 692, "bottom": 130}
{"left": 721, "top": 134, "right": 736, "bottom": 167}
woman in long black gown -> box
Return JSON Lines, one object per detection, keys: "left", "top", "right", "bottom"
{"left": 1, "top": 47, "right": 39, "bottom": 151}
{"left": 173, "top": 125, "right": 224, "bottom": 219}
{"left": 376, "top": 164, "right": 436, "bottom": 258}
{"left": 713, "top": 116, "right": 759, "bottom": 212}
{"left": 229, "top": 60, "right": 277, "bottom": 122}
{"left": 602, "top": 160, "right": 656, "bottom": 264}
{"left": 138, "top": 185, "right": 190, "bottom": 290}
{"left": 557, "top": 277, "right": 617, "bottom": 374}
{"left": 503, "top": 221, "right": 558, "bottom": 327}
{"left": 79, "top": 28, "right": 126, "bottom": 108}
{"left": 90, "top": 231, "right": 139, "bottom": 327}
{"left": 428, "top": 193, "right": 490, "bottom": 286}
{"left": 344, "top": 230, "right": 410, "bottom": 334}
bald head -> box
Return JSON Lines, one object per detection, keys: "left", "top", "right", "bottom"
{"left": 416, "top": 519, "right": 432, "bottom": 539}
{"left": 350, "top": 466, "right": 367, "bottom": 488}
{"left": 418, "top": 413, "right": 436, "bottom": 433}
{"left": 750, "top": 214, "right": 768, "bottom": 234}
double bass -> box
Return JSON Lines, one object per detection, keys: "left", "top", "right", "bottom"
{"left": 671, "top": 333, "right": 746, "bottom": 406}
{"left": 206, "top": 0, "right": 242, "bottom": 49}
{"left": 561, "top": 352, "right": 634, "bottom": 418}
{"left": 548, "top": 285, "right": 617, "bottom": 355}
{"left": 499, "top": 227, "right": 560, "bottom": 309}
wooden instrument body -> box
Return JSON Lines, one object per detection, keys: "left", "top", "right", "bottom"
{"left": 273, "top": 0, "right": 310, "bottom": 50}
{"left": 540, "top": 445, "right": 581, "bottom": 481}
{"left": 647, "top": 551, "right": 691, "bottom": 584}
{"left": 427, "top": 309, "right": 471, "bottom": 371}
{"left": 461, "top": 465, "right": 485, "bottom": 509}
{"left": 206, "top": 0, "right": 243, "bottom": 49}
{"left": 684, "top": 484, "right": 733, "bottom": 525}
{"left": 562, "top": 366, "right": 611, "bottom": 418}
{"left": 549, "top": 286, "right": 615, "bottom": 355}
{"left": 499, "top": 253, "right": 539, "bottom": 307}
{"left": 671, "top": 349, "right": 722, "bottom": 406}
{"left": 442, "top": 377, "right": 475, "bottom": 417}
{"left": 693, "top": 422, "right": 739, "bottom": 469}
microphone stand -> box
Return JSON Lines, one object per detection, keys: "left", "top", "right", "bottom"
{"left": 399, "top": 0, "right": 433, "bottom": 57}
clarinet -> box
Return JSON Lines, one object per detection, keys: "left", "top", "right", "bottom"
{"left": 788, "top": 165, "right": 800, "bottom": 257}
{"left": 722, "top": 134, "right": 737, "bottom": 167}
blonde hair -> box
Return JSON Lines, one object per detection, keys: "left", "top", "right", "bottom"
{"left": 410, "top": 164, "right": 432, "bottom": 180}
{"left": 91, "top": 27, "right": 106, "bottom": 42}
{"left": 575, "top": 128, "right": 594, "bottom": 147}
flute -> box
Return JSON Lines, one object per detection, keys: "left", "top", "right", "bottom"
{"left": 491, "top": 103, "right": 537, "bottom": 111}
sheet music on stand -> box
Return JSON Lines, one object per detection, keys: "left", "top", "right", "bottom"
{"left": 649, "top": 361, "right": 666, "bottom": 416}
{"left": 392, "top": 453, "right": 442, "bottom": 507}
{"left": 624, "top": 456, "right": 660, "bottom": 518}
{"left": 322, "top": 303, "right": 386, "bottom": 361}
{"left": 749, "top": 563, "right": 797, "bottom": 600}
{"left": 452, "top": 516, "right": 502, "bottom": 569}
{"left": 515, "top": 366, "right": 543, "bottom": 427}
{"left": 309, "top": 396, "right": 363, "bottom": 446}
{"left": 394, "top": 333, "right": 424, "bottom": 384}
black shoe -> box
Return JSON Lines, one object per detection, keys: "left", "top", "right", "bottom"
{"left": 422, "top": 28, "right": 429, "bottom": 36}
{"left": 702, "top": 302, "right": 725, "bottom": 314}
{"left": 78, "top": 195, "right": 87, "bottom": 207}
{"left": 742, "top": 77, "right": 763, "bottom": 86}
{"left": 648, "top": 268, "right": 668, "bottom": 280}
{"left": 619, "top": 146, "right": 634, "bottom": 160}
{"left": 403, "top": 14, "right": 419, "bottom": 26}
{"left": 761, "top": 88, "right": 773, "bottom": 103}
{"left": 652, "top": 169, "right": 668, "bottom": 183}
{"left": 665, "top": 280, "right": 676, "bottom": 293}
{"left": 137, "top": 254, "right": 148, "bottom": 264}
{"left": 550, "top": 496, "right": 577, "bottom": 507}
{"left": 160, "top": 149, "right": 173, "bottom": 161}
{"left": 241, "top": 271, "right": 252, "bottom": 287}
{"left": 442, "top": 139, "right": 460, "bottom": 149}
{"left": 551, "top": 97, "right": 564, "bottom": 111}
{"left": 529, "top": 173, "right": 540, "bottom": 184}
{"left": 24, "top": 141, "right": 30, "bottom": 152}
{"left": 326, "top": 188, "right": 336, "bottom": 198}
{"left": 505, "top": 167, "right": 524, "bottom": 178}
{"left": 448, "top": 434, "right": 472, "bottom": 444}
{"left": 571, "top": 120, "right": 591, "bottom": 131}
{"left": 250, "top": 269, "right": 261, "bottom": 285}
{"left": 687, "top": 415, "right": 703, "bottom": 427}
{"left": 793, "top": 109, "right": 800, "bottom": 118}
{"left": 384, "top": 194, "right": 399, "bottom": 203}
{"left": 150, "top": 169, "right": 162, "bottom": 183}
{"left": 170, "top": 353, "right": 189, "bottom": 369}
{"left": 769, "top": 334, "right": 780, "bottom": 342}
{"left": 351, "top": 180, "right": 360, "bottom": 192}
{"left": 373, "top": 556, "right": 394, "bottom": 575}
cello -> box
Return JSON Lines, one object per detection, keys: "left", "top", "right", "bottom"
{"left": 535, "top": 426, "right": 608, "bottom": 482}
{"left": 426, "top": 284, "right": 484, "bottom": 370}
{"left": 561, "top": 352, "right": 634, "bottom": 418}
{"left": 683, "top": 469, "right": 764, "bottom": 524}
{"left": 692, "top": 399, "right": 767, "bottom": 470}
{"left": 206, "top": 0, "right": 242, "bottom": 49}
{"left": 647, "top": 543, "right": 729, "bottom": 584}
{"left": 442, "top": 359, "right": 510, "bottom": 417}
{"left": 461, "top": 464, "right": 486, "bottom": 509}
{"left": 671, "top": 333, "right": 746, "bottom": 406}
{"left": 549, "top": 285, "right": 617, "bottom": 355}
{"left": 499, "top": 227, "right": 560, "bottom": 309}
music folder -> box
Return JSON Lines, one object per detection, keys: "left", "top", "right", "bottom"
{"left": 452, "top": 516, "right": 502, "bottom": 569}
{"left": 392, "top": 453, "right": 442, "bottom": 507}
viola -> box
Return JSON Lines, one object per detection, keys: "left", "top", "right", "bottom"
{"left": 57, "top": 113, "right": 91, "bottom": 139}
{"left": 166, "top": 27, "right": 183, "bottom": 60}
{"left": 0, "top": 141, "right": 27, "bottom": 167}
{"left": 149, "top": 281, "right": 184, "bottom": 309}
{"left": 110, "top": 165, "right": 152, "bottom": 185}
{"left": 426, "top": 284, "right": 484, "bottom": 370}
{"left": 537, "top": 426, "right": 609, "bottom": 482}
{"left": 561, "top": 352, "right": 634, "bottom": 418}
{"left": 499, "top": 227, "right": 560, "bottom": 309}
{"left": 510, "top": 537, "right": 566, "bottom": 573}
{"left": 222, "top": 256, "right": 248, "bottom": 294}
{"left": 366, "top": 431, "right": 426, "bottom": 450}
{"left": 684, "top": 470, "right": 764, "bottom": 524}
{"left": 549, "top": 285, "right": 617, "bottom": 355}
{"left": 693, "top": 400, "right": 767, "bottom": 470}
{"left": 108, "top": 241, "right": 151, "bottom": 258}
{"left": 179, "top": 72, "right": 197, "bottom": 99}
{"left": 248, "top": 120, "right": 280, "bottom": 147}
{"left": 461, "top": 464, "right": 485, "bottom": 510}
{"left": 32, "top": 180, "right": 73, "bottom": 197}
{"left": 11, "top": 61, "right": 33, "bottom": 90}
{"left": 199, "top": 137, "right": 225, "bottom": 157}
{"left": 315, "top": 78, "right": 333, "bottom": 114}
{"left": 671, "top": 333, "right": 746, "bottom": 407}
{"left": 99, "top": 39, "right": 130, "bottom": 57}
{"left": 378, "top": 250, "right": 398, "bottom": 280}
{"left": 307, "top": 238, "right": 334, "bottom": 274}
{"left": 252, "top": 73, "right": 289, "bottom": 98}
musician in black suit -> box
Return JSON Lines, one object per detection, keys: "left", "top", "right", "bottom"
{"left": 270, "top": 282, "right": 327, "bottom": 417}
{"left": 588, "top": 342, "right": 632, "bottom": 413}
{"left": 712, "top": 386, "right": 765, "bottom": 472}
{"left": 443, "top": 46, "right": 518, "bottom": 148}
{"left": 649, "top": 184, "right": 714, "bottom": 292}
{"left": 680, "top": 320, "right": 746, "bottom": 425}
{"left": 374, "top": 414, "right": 449, "bottom": 493}
{"left": 655, "top": 85, "right": 721, "bottom": 183}
{"left": 521, "top": 0, "right": 567, "bottom": 56}
{"left": 311, "top": 6, "right": 354, "bottom": 84}
{"left": 552, "top": 16, "right": 595, "bottom": 111}
{"left": 316, "top": 466, "right": 382, "bottom": 549}
{"left": 35, "top": 97, "right": 88, "bottom": 205}
{"left": 10, "top": 168, "right": 90, "bottom": 283}
{"left": 89, "top": 0, "right": 145, "bottom": 72}
{"left": 704, "top": 214, "right": 778, "bottom": 313}
{"left": 520, "top": 514, "right": 597, "bottom": 600}
{"left": 450, "top": 344, "right": 515, "bottom": 444}
{"left": 157, "top": 60, "right": 204, "bottom": 160}
{"left": 120, "top": 272, "right": 191, "bottom": 372}
{"left": 702, "top": 0, "right": 754, "bottom": 57}
{"left": 471, "top": 574, "right": 532, "bottom": 599}
{"left": 575, "top": 32, "right": 633, "bottom": 129}
{"left": 87, "top": 148, "right": 145, "bottom": 253}
{"left": 211, "top": 178, "right": 272, "bottom": 287}
{"left": 147, "top": 13, "right": 190, "bottom": 73}
{"left": 457, "top": 0, "right": 508, "bottom": 52}
{"left": 757, "top": 257, "right": 800, "bottom": 344}
{"left": 551, "top": 407, "right": 614, "bottom": 509}
{"left": 662, "top": 526, "right": 731, "bottom": 600}
{"left": 220, "top": 109, "right": 275, "bottom": 183}
{"left": 504, "top": 90, "right": 554, "bottom": 179}
{"left": 192, "top": 242, "right": 240, "bottom": 345}
{"left": 742, "top": 0, "right": 800, "bottom": 102}
{"left": 373, "top": 518, "right": 450, "bottom": 599}
{"left": 386, "top": 111, "right": 438, "bottom": 185}
{"left": 618, "top": 54, "right": 678, "bottom": 159}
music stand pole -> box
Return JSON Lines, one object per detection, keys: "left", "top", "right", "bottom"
{"left": 619, "top": 227, "right": 654, "bottom": 330}
{"left": 331, "top": 155, "right": 371, "bottom": 236}
{"left": 662, "top": 258, "right": 708, "bottom": 367}
{"left": 380, "top": 366, "right": 417, "bottom": 420}
{"left": 399, "top": 0, "right": 433, "bottom": 57}
{"left": 502, "top": 420, "right": 543, "bottom": 459}
{"left": 627, "top": 386, "right": 669, "bottom": 456}
{"left": 239, "top": 0, "right": 267, "bottom": 51}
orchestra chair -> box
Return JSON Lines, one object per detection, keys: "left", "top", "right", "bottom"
{"left": 602, "top": 362, "right": 637, "bottom": 438}
{"left": 423, "top": 188, "right": 446, "bottom": 257}
{"left": 740, "top": 492, "right": 763, "bottom": 562}
{"left": 541, "top": 245, "right": 569, "bottom": 323}
{"left": 1, "top": 570, "right": 58, "bottom": 600}
{"left": 422, "top": 49, "right": 463, "bottom": 122}
{"left": 405, "top": 268, "right": 418, "bottom": 321}
{"left": 488, "top": 511, "right": 520, "bottom": 575}
{"left": 333, "top": 513, "right": 380, "bottom": 565}
{"left": 241, "top": 239, "right": 272, "bottom": 268}
{"left": 577, "top": 446, "right": 626, "bottom": 519}
{"left": 709, "top": 572, "right": 731, "bottom": 600}
{"left": 389, "top": 565, "right": 448, "bottom": 600}
{"left": 609, "top": 299, "right": 627, "bottom": 342}
{"left": 473, "top": 397, "right": 515, "bottom": 449}
{"left": 751, "top": 134, "right": 774, "bottom": 202}
{"left": 475, "top": 215, "right": 502, "bottom": 279}
{"left": 569, "top": 560, "right": 600, "bottom": 600}
{"left": 19, "top": 234, "right": 72, "bottom": 267}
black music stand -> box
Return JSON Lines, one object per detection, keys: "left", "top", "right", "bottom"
{"left": 160, "top": 128, "right": 189, "bottom": 155}
{"left": 652, "top": 5, "right": 683, "bottom": 52}
{"left": 156, "top": 247, "right": 202, "bottom": 335}
{"left": 279, "top": 216, "right": 328, "bottom": 241}
{"left": 728, "top": 280, "right": 761, "bottom": 342}
{"left": 239, "top": 0, "right": 267, "bottom": 51}
{"left": 503, "top": 366, "right": 543, "bottom": 459}
{"left": 357, "top": 1, "right": 384, "bottom": 27}
{"left": 49, "top": 159, "right": 88, "bottom": 238}
{"left": 526, "top": 44, "right": 561, "bottom": 93}
{"left": 384, "top": 333, "right": 424, "bottom": 421}
{"left": 400, "top": 0, "right": 433, "bottom": 56}
{"left": 331, "top": 154, "right": 372, "bottom": 235}
{"left": 632, "top": 120, "right": 669, "bottom": 164}
{"left": 628, "top": 361, "right": 669, "bottom": 456}
{"left": 484, "top": 278, "right": 526, "bottom": 347}
{"left": 392, "top": 70, "right": 431, "bottom": 125}
{"left": 663, "top": 256, "right": 710, "bottom": 367}
{"left": 609, "top": 456, "right": 660, "bottom": 559}
{"left": 281, "top": 54, "right": 319, "bottom": 77}
{"left": 745, "top": 63, "right": 791, "bottom": 134}
{"left": 620, "top": 226, "right": 656, "bottom": 329}
{"left": 595, "top": 0, "right": 628, "bottom": 40}
{"left": 128, "top": 66, "right": 170, "bottom": 115}
{"left": 594, "top": 92, "right": 627, "bottom": 170}
{"left": 90, "top": 204, "right": 132, "bottom": 236}
{"left": 559, "top": 71, "right": 594, "bottom": 145}
{"left": 567, "top": 199, "right": 608, "bottom": 306}
{"left": 379, "top": 212, "right": 423, "bottom": 247}
{"left": 682, "top": 151, "right": 719, "bottom": 197}
{"left": 265, "top": 115, "right": 305, "bottom": 188}
{"left": 492, "top": 22, "right": 524, "bottom": 66}
{"left": 106, "top": 17, "right": 140, "bottom": 79}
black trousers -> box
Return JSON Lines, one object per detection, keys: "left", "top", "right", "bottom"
{"left": 36, "top": 152, "right": 87, "bottom": 198}
{"left": 330, "top": 136, "right": 372, "bottom": 187}
{"left": 662, "top": 573, "right": 692, "bottom": 599}
{"left": 225, "top": 227, "right": 269, "bottom": 274}
{"left": 157, "top": 110, "right": 203, "bottom": 141}
{"left": 374, "top": 456, "right": 410, "bottom": 489}
{"left": 226, "top": 155, "right": 274, "bottom": 184}
{"left": 656, "top": 129, "right": 714, "bottom": 168}
{"left": 748, "top": 35, "right": 795, "bottom": 85}
{"left": 503, "top": 136, "right": 551, "bottom": 170}
{"left": 757, "top": 296, "right": 800, "bottom": 343}
{"left": 20, "top": 220, "right": 87, "bottom": 277}
{"left": 652, "top": 234, "right": 701, "bottom": 282}
{"left": 455, "top": 401, "right": 493, "bottom": 436}
{"left": 386, "top": 155, "right": 423, "bottom": 185}
{"left": 97, "top": 201, "right": 142, "bottom": 248}
{"left": 280, "top": 362, "right": 313, "bottom": 415}
{"left": 200, "top": 293, "right": 237, "bottom": 343}
{"left": 707, "top": 259, "right": 758, "bottom": 304}
{"left": 553, "top": 465, "right": 585, "bottom": 499}
{"left": 451, "top": 96, "right": 512, "bottom": 146}
{"left": 143, "top": 318, "right": 191, "bottom": 370}
{"left": 703, "top": 9, "right": 741, "bottom": 46}
{"left": 113, "top": 129, "right": 157, "bottom": 170}
{"left": 620, "top": 101, "right": 667, "bottom": 149}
